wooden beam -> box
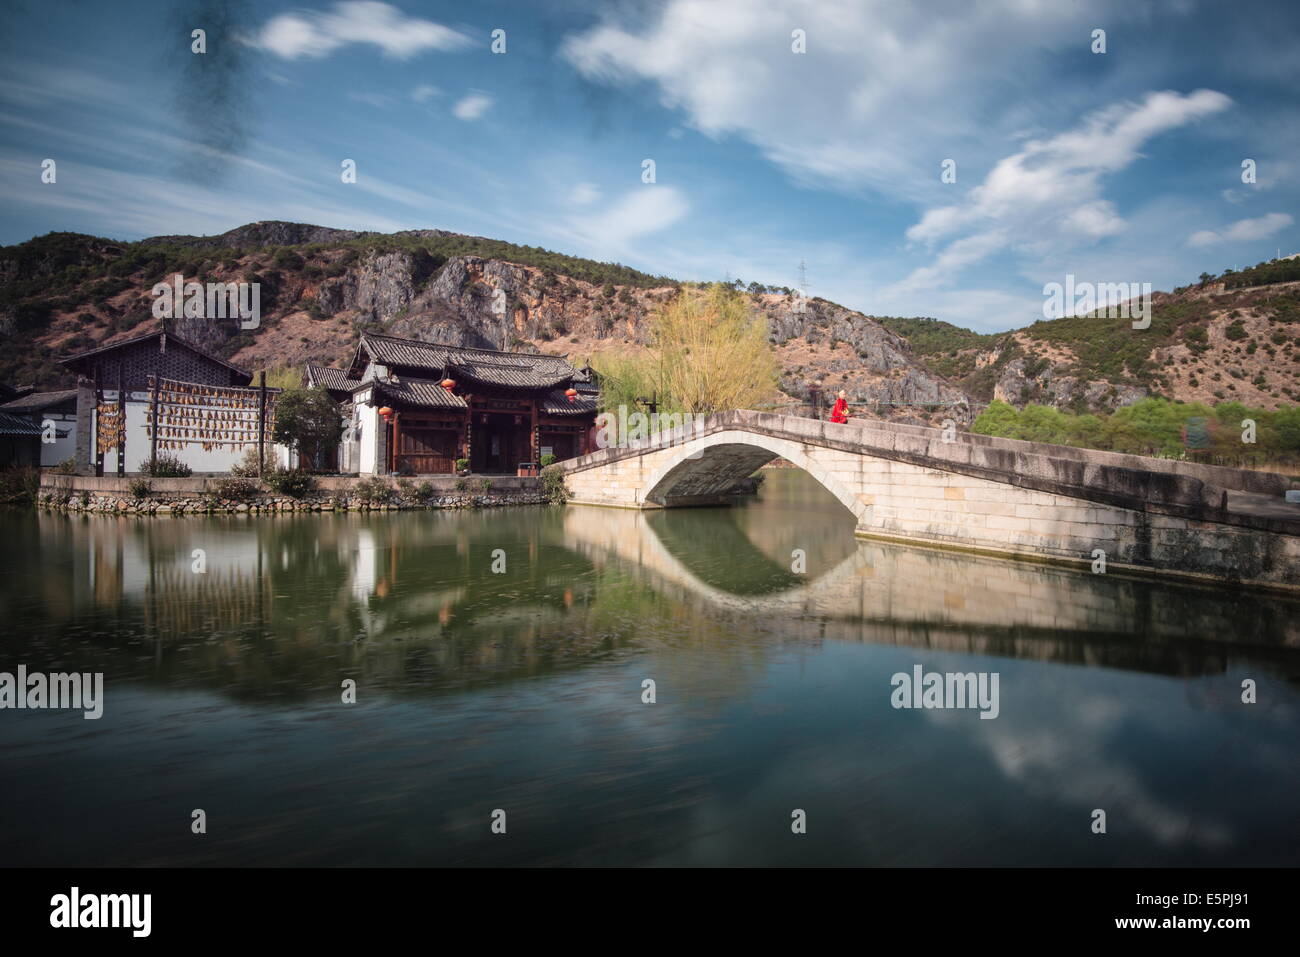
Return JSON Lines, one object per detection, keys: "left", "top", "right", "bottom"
{"left": 149, "top": 369, "right": 160, "bottom": 470}
{"left": 257, "top": 370, "right": 266, "bottom": 475}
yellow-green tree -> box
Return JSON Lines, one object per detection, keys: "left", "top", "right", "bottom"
{"left": 593, "top": 283, "right": 779, "bottom": 417}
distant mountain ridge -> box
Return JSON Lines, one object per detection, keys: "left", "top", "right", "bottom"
{"left": 2, "top": 221, "right": 1298, "bottom": 419}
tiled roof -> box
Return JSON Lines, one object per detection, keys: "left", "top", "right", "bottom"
{"left": 0, "top": 389, "right": 78, "bottom": 413}
{"left": 368, "top": 377, "right": 468, "bottom": 410}
{"left": 541, "top": 388, "right": 599, "bottom": 416}
{"left": 359, "top": 334, "right": 579, "bottom": 389}
{"left": 59, "top": 330, "right": 252, "bottom": 381}
{"left": 449, "top": 357, "right": 574, "bottom": 390}
{"left": 304, "top": 364, "right": 354, "bottom": 393}
{"left": 0, "top": 411, "right": 42, "bottom": 436}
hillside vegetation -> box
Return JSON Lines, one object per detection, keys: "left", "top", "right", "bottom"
{"left": 974, "top": 397, "right": 1300, "bottom": 471}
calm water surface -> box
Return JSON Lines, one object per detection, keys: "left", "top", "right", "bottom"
{"left": 2, "top": 470, "right": 1297, "bottom": 866}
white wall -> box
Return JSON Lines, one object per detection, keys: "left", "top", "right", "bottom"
{"left": 38, "top": 412, "right": 76, "bottom": 467}
{"left": 92, "top": 389, "right": 288, "bottom": 474}
{"left": 356, "top": 391, "right": 377, "bottom": 475}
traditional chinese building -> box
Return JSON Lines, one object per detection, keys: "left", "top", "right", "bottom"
{"left": 59, "top": 331, "right": 276, "bottom": 476}
{"left": 313, "top": 333, "right": 599, "bottom": 476}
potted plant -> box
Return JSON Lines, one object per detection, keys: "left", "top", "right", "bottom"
{"left": 455, "top": 458, "right": 470, "bottom": 477}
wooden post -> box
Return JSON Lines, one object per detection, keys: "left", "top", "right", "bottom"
{"left": 149, "top": 369, "right": 160, "bottom": 471}
{"left": 257, "top": 371, "right": 266, "bottom": 476}
{"left": 529, "top": 401, "right": 539, "bottom": 473}
{"left": 391, "top": 411, "right": 401, "bottom": 474}
{"left": 93, "top": 368, "right": 103, "bottom": 478}
{"left": 116, "top": 362, "right": 126, "bottom": 476}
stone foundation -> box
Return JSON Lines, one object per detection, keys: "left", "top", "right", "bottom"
{"left": 38, "top": 474, "right": 546, "bottom": 515}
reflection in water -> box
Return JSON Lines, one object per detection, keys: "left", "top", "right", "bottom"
{"left": 0, "top": 469, "right": 1297, "bottom": 866}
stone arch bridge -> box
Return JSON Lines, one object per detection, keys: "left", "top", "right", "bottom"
{"left": 558, "top": 410, "right": 1300, "bottom": 590}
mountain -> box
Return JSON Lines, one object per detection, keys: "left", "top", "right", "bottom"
{"left": 882, "top": 264, "right": 1300, "bottom": 413}
{"left": 3, "top": 221, "right": 1296, "bottom": 421}
{"left": 0, "top": 222, "right": 967, "bottom": 423}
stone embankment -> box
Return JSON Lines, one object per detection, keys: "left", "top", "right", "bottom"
{"left": 38, "top": 474, "right": 546, "bottom": 515}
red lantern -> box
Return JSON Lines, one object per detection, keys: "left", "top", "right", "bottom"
{"left": 441, "top": 378, "right": 456, "bottom": 391}
{"left": 564, "top": 388, "right": 578, "bottom": 403}
{"left": 378, "top": 406, "right": 393, "bottom": 421}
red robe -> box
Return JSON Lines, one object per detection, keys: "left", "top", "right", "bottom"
{"left": 830, "top": 397, "right": 849, "bottom": 423}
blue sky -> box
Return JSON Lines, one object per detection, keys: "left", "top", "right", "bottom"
{"left": 1, "top": 0, "right": 1297, "bottom": 331}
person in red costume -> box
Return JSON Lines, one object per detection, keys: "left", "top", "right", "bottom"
{"left": 829, "top": 389, "right": 850, "bottom": 424}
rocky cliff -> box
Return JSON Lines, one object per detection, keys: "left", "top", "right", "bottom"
{"left": 0, "top": 223, "right": 970, "bottom": 424}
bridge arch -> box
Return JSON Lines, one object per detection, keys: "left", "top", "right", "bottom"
{"left": 639, "top": 430, "right": 867, "bottom": 524}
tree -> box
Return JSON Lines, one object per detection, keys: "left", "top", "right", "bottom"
{"left": 272, "top": 387, "right": 344, "bottom": 470}
{"left": 971, "top": 399, "right": 1020, "bottom": 437}
{"left": 649, "top": 283, "right": 781, "bottom": 414}
{"left": 590, "top": 283, "right": 781, "bottom": 420}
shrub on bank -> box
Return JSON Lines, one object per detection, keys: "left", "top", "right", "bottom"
{"left": 128, "top": 477, "right": 153, "bottom": 499}
{"left": 0, "top": 466, "right": 41, "bottom": 504}
{"left": 263, "top": 468, "right": 315, "bottom": 499}
{"left": 230, "top": 447, "right": 276, "bottom": 477}
{"left": 352, "top": 476, "right": 394, "bottom": 503}
{"left": 212, "top": 477, "right": 260, "bottom": 502}
{"left": 139, "top": 453, "right": 192, "bottom": 478}
{"left": 540, "top": 464, "right": 568, "bottom": 505}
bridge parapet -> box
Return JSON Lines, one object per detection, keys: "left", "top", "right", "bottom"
{"left": 561, "top": 410, "right": 1297, "bottom": 535}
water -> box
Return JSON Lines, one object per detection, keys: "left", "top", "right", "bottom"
{"left": 1, "top": 469, "right": 1297, "bottom": 866}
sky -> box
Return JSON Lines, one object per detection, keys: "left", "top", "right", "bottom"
{"left": 1, "top": 0, "right": 1298, "bottom": 332}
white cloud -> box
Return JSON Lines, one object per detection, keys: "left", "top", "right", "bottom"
{"left": 410, "top": 84, "right": 440, "bottom": 103}
{"left": 562, "top": 187, "right": 690, "bottom": 252}
{"left": 250, "top": 1, "right": 471, "bottom": 60}
{"left": 452, "top": 92, "right": 494, "bottom": 121}
{"left": 561, "top": 0, "right": 1200, "bottom": 198}
{"left": 348, "top": 91, "right": 394, "bottom": 109}
{"left": 1187, "top": 212, "right": 1294, "bottom": 247}
{"left": 568, "top": 182, "right": 601, "bottom": 206}
{"left": 891, "top": 89, "right": 1231, "bottom": 295}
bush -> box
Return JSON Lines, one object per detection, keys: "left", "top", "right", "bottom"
{"left": 480, "top": 478, "right": 494, "bottom": 493}
{"left": 263, "top": 468, "right": 315, "bottom": 499}
{"left": 128, "top": 477, "right": 153, "bottom": 499}
{"left": 1225, "top": 320, "right": 1248, "bottom": 341}
{"left": 540, "top": 464, "right": 568, "bottom": 505}
{"left": 539, "top": 453, "right": 557, "bottom": 467}
{"left": 52, "top": 457, "right": 78, "bottom": 474}
{"left": 231, "top": 446, "right": 276, "bottom": 477}
{"left": 140, "top": 453, "right": 192, "bottom": 478}
{"left": 454, "top": 478, "right": 468, "bottom": 492}
{"left": 0, "top": 467, "right": 41, "bottom": 504}
{"left": 212, "top": 477, "right": 260, "bottom": 502}
{"left": 352, "top": 476, "right": 393, "bottom": 503}
{"left": 416, "top": 480, "right": 434, "bottom": 501}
